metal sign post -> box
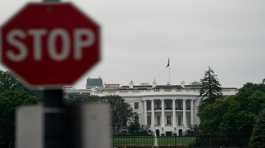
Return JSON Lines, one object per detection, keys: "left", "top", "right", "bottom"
{"left": 43, "top": 89, "right": 65, "bottom": 148}
{"left": 43, "top": 0, "right": 64, "bottom": 141}
{"left": 42, "top": 1, "right": 65, "bottom": 146}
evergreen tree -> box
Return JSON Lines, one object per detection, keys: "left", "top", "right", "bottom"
{"left": 200, "top": 67, "right": 222, "bottom": 103}
{"left": 249, "top": 109, "right": 265, "bottom": 148}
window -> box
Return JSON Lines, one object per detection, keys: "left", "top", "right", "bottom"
{"left": 187, "top": 112, "right": 191, "bottom": 128}
{"left": 134, "top": 102, "right": 139, "bottom": 109}
{"left": 186, "top": 100, "right": 191, "bottom": 110}
{"left": 156, "top": 115, "right": 161, "bottom": 126}
{"left": 165, "top": 100, "right": 172, "bottom": 110}
{"left": 166, "top": 115, "right": 172, "bottom": 126}
{"left": 154, "top": 100, "right": 161, "bottom": 110}
{"left": 177, "top": 112, "right": 182, "bottom": 126}
{"left": 176, "top": 100, "right": 183, "bottom": 110}
{"left": 147, "top": 101, "right": 151, "bottom": 110}
{"left": 147, "top": 115, "right": 151, "bottom": 126}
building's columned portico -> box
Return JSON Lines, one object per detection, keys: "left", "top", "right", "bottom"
{"left": 143, "top": 96, "right": 197, "bottom": 136}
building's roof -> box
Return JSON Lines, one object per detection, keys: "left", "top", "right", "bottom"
{"left": 104, "top": 84, "right": 120, "bottom": 89}
{"left": 155, "top": 85, "right": 183, "bottom": 89}
{"left": 184, "top": 84, "right": 201, "bottom": 89}
{"left": 102, "top": 83, "right": 237, "bottom": 91}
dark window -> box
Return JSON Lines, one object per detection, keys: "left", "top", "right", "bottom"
{"left": 134, "top": 102, "right": 139, "bottom": 109}
{"left": 166, "top": 115, "right": 172, "bottom": 126}
{"left": 177, "top": 112, "right": 182, "bottom": 126}
{"left": 165, "top": 100, "right": 172, "bottom": 110}
{"left": 176, "top": 100, "right": 183, "bottom": 110}
{"left": 186, "top": 100, "right": 191, "bottom": 110}
{"left": 156, "top": 115, "right": 161, "bottom": 126}
{"left": 187, "top": 112, "right": 191, "bottom": 128}
{"left": 147, "top": 101, "right": 151, "bottom": 111}
{"left": 154, "top": 100, "right": 161, "bottom": 110}
{"left": 147, "top": 115, "right": 151, "bottom": 126}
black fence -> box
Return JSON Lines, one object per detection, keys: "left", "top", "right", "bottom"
{"left": 193, "top": 135, "right": 249, "bottom": 148}
{"left": 113, "top": 136, "right": 195, "bottom": 147}
{"left": 113, "top": 135, "right": 249, "bottom": 148}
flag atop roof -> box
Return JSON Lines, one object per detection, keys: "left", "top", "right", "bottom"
{"left": 166, "top": 58, "right": 170, "bottom": 68}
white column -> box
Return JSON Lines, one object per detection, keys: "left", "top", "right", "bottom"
{"left": 144, "top": 100, "right": 147, "bottom": 126}
{"left": 172, "top": 99, "right": 176, "bottom": 128}
{"left": 151, "top": 100, "right": 155, "bottom": 128}
{"left": 183, "top": 99, "right": 187, "bottom": 128}
{"left": 161, "top": 99, "right": 165, "bottom": 127}
{"left": 190, "top": 99, "right": 194, "bottom": 126}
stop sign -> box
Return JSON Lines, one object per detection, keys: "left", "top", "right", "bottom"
{"left": 0, "top": 3, "right": 100, "bottom": 88}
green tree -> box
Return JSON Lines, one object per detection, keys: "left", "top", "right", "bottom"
{"left": 66, "top": 93, "right": 101, "bottom": 104}
{"left": 198, "top": 98, "right": 228, "bottom": 136}
{"left": 198, "top": 83, "right": 265, "bottom": 147}
{"left": 0, "top": 91, "right": 38, "bottom": 148}
{"left": 103, "top": 96, "right": 134, "bottom": 135}
{"left": 249, "top": 109, "right": 265, "bottom": 148}
{"left": 0, "top": 70, "right": 39, "bottom": 148}
{"left": 0, "top": 71, "right": 26, "bottom": 92}
{"left": 0, "top": 71, "right": 42, "bottom": 97}
{"left": 199, "top": 67, "right": 222, "bottom": 103}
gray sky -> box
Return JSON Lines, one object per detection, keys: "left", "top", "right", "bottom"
{"left": 0, "top": 0, "right": 265, "bottom": 89}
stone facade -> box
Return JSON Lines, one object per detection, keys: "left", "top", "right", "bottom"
{"left": 66, "top": 84, "right": 238, "bottom": 136}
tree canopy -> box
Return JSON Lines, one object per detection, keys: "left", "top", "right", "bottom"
{"left": 198, "top": 83, "right": 265, "bottom": 147}
{"left": 249, "top": 109, "right": 265, "bottom": 148}
{"left": 0, "top": 71, "right": 39, "bottom": 148}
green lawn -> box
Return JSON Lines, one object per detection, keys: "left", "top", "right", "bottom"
{"left": 113, "top": 136, "right": 195, "bottom": 146}
{"left": 113, "top": 136, "right": 154, "bottom": 146}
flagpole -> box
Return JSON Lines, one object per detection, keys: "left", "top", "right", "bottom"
{"left": 168, "top": 67, "right": 171, "bottom": 85}
{"left": 167, "top": 66, "right": 171, "bottom": 85}
{"left": 166, "top": 58, "right": 171, "bottom": 85}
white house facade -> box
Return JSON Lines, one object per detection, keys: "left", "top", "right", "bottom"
{"left": 66, "top": 82, "right": 238, "bottom": 136}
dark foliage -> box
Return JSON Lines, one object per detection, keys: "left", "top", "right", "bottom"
{"left": 199, "top": 67, "right": 222, "bottom": 103}
{"left": 0, "top": 71, "right": 39, "bottom": 148}
{"left": 198, "top": 83, "right": 265, "bottom": 147}
{"left": 249, "top": 109, "right": 265, "bottom": 148}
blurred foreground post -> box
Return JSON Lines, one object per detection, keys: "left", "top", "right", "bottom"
{"left": 42, "top": 0, "right": 65, "bottom": 146}
{"left": 43, "top": 89, "right": 66, "bottom": 148}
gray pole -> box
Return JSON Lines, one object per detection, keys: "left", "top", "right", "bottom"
{"left": 42, "top": 0, "right": 67, "bottom": 144}
{"left": 41, "top": 1, "right": 79, "bottom": 148}
{"left": 41, "top": 2, "right": 65, "bottom": 148}
{"left": 43, "top": 89, "right": 65, "bottom": 148}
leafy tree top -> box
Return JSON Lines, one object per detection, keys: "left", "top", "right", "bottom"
{"left": 0, "top": 70, "right": 42, "bottom": 97}
{"left": 249, "top": 109, "right": 265, "bottom": 148}
{"left": 200, "top": 67, "right": 222, "bottom": 103}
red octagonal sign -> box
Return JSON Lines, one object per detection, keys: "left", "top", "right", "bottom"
{"left": 0, "top": 3, "right": 100, "bottom": 88}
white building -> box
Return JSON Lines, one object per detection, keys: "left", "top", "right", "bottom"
{"left": 66, "top": 82, "right": 238, "bottom": 136}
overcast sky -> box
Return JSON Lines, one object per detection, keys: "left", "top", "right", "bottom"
{"left": 0, "top": 0, "right": 265, "bottom": 89}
